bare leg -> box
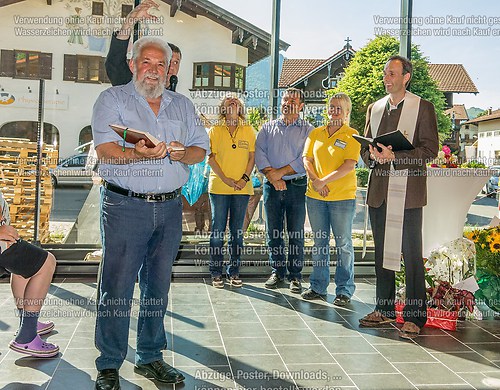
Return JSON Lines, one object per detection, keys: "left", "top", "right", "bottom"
{"left": 11, "top": 273, "right": 29, "bottom": 310}
{"left": 17, "top": 253, "right": 56, "bottom": 312}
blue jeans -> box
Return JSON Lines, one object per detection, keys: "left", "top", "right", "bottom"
{"left": 95, "top": 187, "right": 182, "bottom": 370}
{"left": 209, "top": 193, "right": 250, "bottom": 277}
{"left": 306, "top": 197, "right": 356, "bottom": 297}
{"left": 263, "top": 177, "right": 307, "bottom": 280}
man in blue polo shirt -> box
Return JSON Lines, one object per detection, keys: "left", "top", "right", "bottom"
{"left": 91, "top": 36, "right": 209, "bottom": 390}
{"left": 255, "top": 88, "right": 313, "bottom": 293}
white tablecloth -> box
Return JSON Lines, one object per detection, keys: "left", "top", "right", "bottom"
{"left": 423, "top": 168, "right": 491, "bottom": 257}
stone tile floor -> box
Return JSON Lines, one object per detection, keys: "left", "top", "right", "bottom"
{"left": 0, "top": 278, "right": 498, "bottom": 389}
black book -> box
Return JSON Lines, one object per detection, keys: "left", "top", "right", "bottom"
{"left": 353, "top": 129, "right": 414, "bottom": 152}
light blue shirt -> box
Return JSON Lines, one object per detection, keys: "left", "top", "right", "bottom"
{"left": 92, "top": 82, "right": 210, "bottom": 193}
{"left": 255, "top": 118, "right": 313, "bottom": 180}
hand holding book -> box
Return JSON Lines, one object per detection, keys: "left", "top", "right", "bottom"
{"left": 109, "top": 124, "right": 185, "bottom": 160}
{"left": 167, "top": 141, "right": 186, "bottom": 162}
{"left": 353, "top": 129, "right": 414, "bottom": 152}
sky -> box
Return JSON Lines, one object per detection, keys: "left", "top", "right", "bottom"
{"left": 211, "top": 0, "right": 500, "bottom": 110}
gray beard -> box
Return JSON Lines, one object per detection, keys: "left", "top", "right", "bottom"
{"left": 133, "top": 72, "right": 166, "bottom": 99}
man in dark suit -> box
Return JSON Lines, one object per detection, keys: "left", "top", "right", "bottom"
{"left": 105, "top": 0, "right": 181, "bottom": 90}
{"left": 359, "top": 55, "right": 439, "bottom": 339}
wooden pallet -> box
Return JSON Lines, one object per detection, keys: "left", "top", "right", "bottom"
{"left": 0, "top": 137, "right": 58, "bottom": 242}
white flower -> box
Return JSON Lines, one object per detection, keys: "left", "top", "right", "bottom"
{"left": 427, "top": 238, "right": 475, "bottom": 284}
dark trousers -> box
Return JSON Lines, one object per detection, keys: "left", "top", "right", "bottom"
{"left": 369, "top": 202, "right": 427, "bottom": 328}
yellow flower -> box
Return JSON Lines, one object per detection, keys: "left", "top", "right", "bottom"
{"left": 489, "top": 237, "right": 500, "bottom": 253}
{"left": 465, "top": 230, "right": 480, "bottom": 243}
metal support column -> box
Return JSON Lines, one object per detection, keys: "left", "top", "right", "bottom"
{"left": 269, "top": 0, "right": 281, "bottom": 119}
{"left": 399, "top": 0, "right": 413, "bottom": 59}
{"left": 34, "top": 79, "right": 45, "bottom": 245}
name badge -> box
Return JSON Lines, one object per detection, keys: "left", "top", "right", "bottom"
{"left": 334, "top": 139, "right": 347, "bottom": 149}
{"left": 238, "top": 140, "right": 249, "bottom": 149}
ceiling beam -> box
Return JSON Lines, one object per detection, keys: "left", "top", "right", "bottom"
{"left": 0, "top": 0, "right": 26, "bottom": 7}
{"left": 175, "top": 1, "right": 198, "bottom": 18}
{"left": 169, "top": 0, "right": 180, "bottom": 17}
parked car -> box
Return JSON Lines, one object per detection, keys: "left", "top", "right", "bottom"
{"left": 485, "top": 166, "right": 500, "bottom": 197}
{"left": 50, "top": 153, "right": 93, "bottom": 187}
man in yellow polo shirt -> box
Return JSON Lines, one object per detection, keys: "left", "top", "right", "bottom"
{"left": 302, "top": 93, "right": 360, "bottom": 306}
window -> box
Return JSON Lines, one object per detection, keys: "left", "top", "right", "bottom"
{"left": 192, "top": 62, "right": 246, "bottom": 91}
{"left": 0, "top": 49, "right": 52, "bottom": 79}
{"left": 63, "top": 54, "right": 109, "bottom": 83}
{"left": 92, "top": 1, "right": 104, "bottom": 16}
{"left": 121, "top": 4, "right": 133, "bottom": 18}
{"left": 235, "top": 65, "right": 244, "bottom": 90}
{"left": 194, "top": 64, "right": 210, "bottom": 87}
{"left": 214, "top": 64, "right": 232, "bottom": 88}
{"left": 487, "top": 132, "right": 493, "bottom": 137}
{"left": 78, "top": 56, "right": 100, "bottom": 82}
{"left": 0, "top": 121, "right": 59, "bottom": 147}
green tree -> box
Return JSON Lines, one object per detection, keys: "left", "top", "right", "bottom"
{"left": 247, "top": 106, "right": 268, "bottom": 131}
{"left": 330, "top": 35, "right": 451, "bottom": 138}
{"left": 475, "top": 109, "right": 491, "bottom": 118}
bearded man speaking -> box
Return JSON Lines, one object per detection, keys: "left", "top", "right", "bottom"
{"left": 91, "top": 36, "right": 209, "bottom": 390}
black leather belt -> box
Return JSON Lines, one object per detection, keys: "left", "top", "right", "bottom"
{"left": 103, "top": 181, "right": 180, "bottom": 202}
{"left": 283, "top": 176, "right": 306, "bottom": 184}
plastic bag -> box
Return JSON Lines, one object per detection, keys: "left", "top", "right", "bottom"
{"left": 182, "top": 158, "right": 209, "bottom": 206}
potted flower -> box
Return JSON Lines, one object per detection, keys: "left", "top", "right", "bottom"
{"left": 465, "top": 228, "right": 500, "bottom": 314}
{"left": 395, "top": 244, "right": 477, "bottom": 331}
{"left": 430, "top": 145, "right": 459, "bottom": 168}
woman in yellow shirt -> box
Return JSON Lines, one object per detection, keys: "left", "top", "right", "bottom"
{"left": 208, "top": 96, "right": 255, "bottom": 288}
{"left": 301, "top": 93, "right": 360, "bottom": 306}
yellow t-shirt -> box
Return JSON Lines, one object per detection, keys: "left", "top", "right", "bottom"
{"left": 303, "top": 124, "right": 360, "bottom": 201}
{"left": 208, "top": 123, "right": 256, "bottom": 195}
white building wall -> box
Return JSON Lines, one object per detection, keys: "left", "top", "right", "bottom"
{"left": 476, "top": 120, "right": 500, "bottom": 165}
{"left": 0, "top": 0, "right": 248, "bottom": 158}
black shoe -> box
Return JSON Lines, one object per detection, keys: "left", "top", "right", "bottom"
{"left": 95, "top": 369, "right": 120, "bottom": 390}
{"left": 301, "top": 288, "right": 326, "bottom": 300}
{"left": 134, "top": 360, "right": 185, "bottom": 384}
{"left": 333, "top": 294, "right": 351, "bottom": 307}
{"left": 264, "top": 273, "right": 283, "bottom": 289}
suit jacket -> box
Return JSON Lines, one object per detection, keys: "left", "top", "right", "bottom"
{"left": 360, "top": 96, "right": 439, "bottom": 209}
{"left": 105, "top": 33, "right": 133, "bottom": 87}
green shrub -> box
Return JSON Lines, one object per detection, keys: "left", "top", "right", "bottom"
{"left": 355, "top": 167, "right": 369, "bottom": 187}
{"left": 460, "top": 161, "right": 487, "bottom": 169}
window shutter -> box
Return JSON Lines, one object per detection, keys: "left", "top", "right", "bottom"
{"left": 39, "top": 52, "right": 53, "bottom": 80}
{"left": 0, "top": 49, "right": 15, "bottom": 77}
{"left": 63, "top": 54, "right": 78, "bottom": 81}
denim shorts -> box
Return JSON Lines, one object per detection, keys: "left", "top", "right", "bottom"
{"left": 0, "top": 239, "right": 48, "bottom": 278}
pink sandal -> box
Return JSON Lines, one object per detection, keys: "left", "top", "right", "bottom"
{"left": 37, "top": 320, "right": 55, "bottom": 335}
{"left": 9, "top": 335, "right": 59, "bottom": 358}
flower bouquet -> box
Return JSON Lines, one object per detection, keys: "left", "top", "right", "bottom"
{"left": 426, "top": 238, "right": 476, "bottom": 285}
{"left": 395, "top": 238, "right": 478, "bottom": 330}
{"left": 465, "top": 227, "right": 500, "bottom": 314}
{"left": 430, "top": 145, "right": 458, "bottom": 168}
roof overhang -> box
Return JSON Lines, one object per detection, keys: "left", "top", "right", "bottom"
{"left": 160, "top": 0, "right": 290, "bottom": 64}
{"left": 289, "top": 47, "right": 355, "bottom": 87}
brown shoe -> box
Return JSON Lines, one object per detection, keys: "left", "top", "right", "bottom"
{"left": 399, "top": 321, "right": 420, "bottom": 340}
{"left": 212, "top": 277, "right": 224, "bottom": 289}
{"left": 359, "top": 311, "right": 395, "bottom": 327}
